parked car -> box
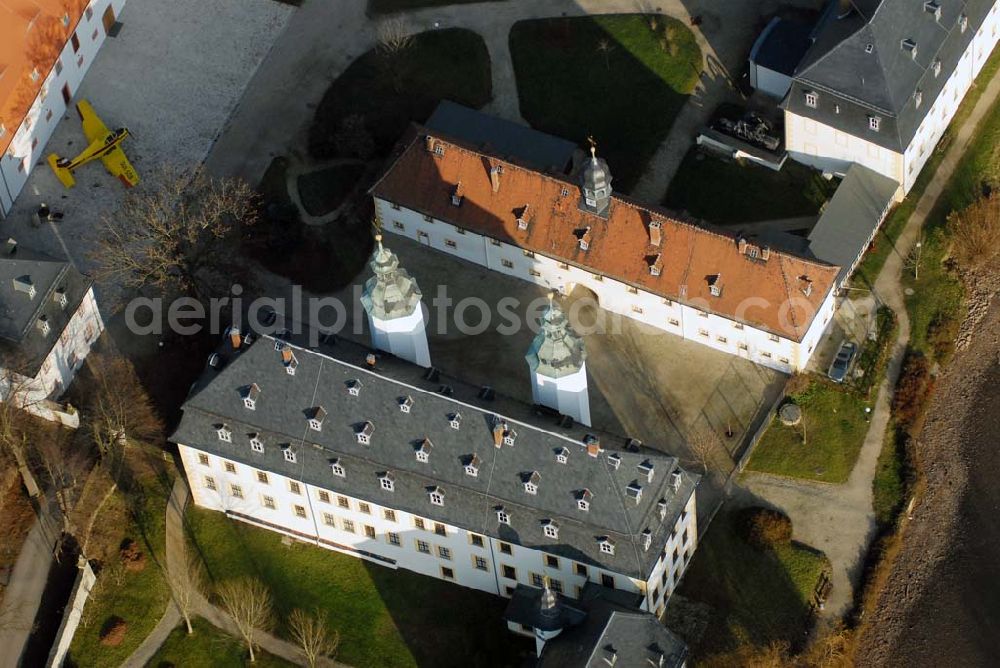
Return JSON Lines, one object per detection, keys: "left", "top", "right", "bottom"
{"left": 828, "top": 341, "right": 857, "bottom": 383}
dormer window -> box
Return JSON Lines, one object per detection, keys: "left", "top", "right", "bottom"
{"left": 249, "top": 434, "right": 264, "bottom": 452}
{"left": 449, "top": 413, "right": 461, "bottom": 430}
{"left": 464, "top": 454, "right": 481, "bottom": 477}
{"left": 626, "top": 481, "right": 643, "bottom": 504}
{"left": 924, "top": 1, "right": 941, "bottom": 21}
{"left": 642, "top": 529, "right": 652, "bottom": 551}
{"left": 607, "top": 453, "right": 621, "bottom": 470}
{"left": 242, "top": 383, "right": 260, "bottom": 410}
{"left": 658, "top": 498, "right": 668, "bottom": 520}
{"left": 356, "top": 421, "right": 374, "bottom": 445}
{"left": 599, "top": 537, "right": 615, "bottom": 555}
{"left": 399, "top": 396, "right": 413, "bottom": 413}
{"left": 649, "top": 255, "right": 662, "bottom": 277}
{"left": 428, "top": 486, "right": 445, "bottom": 506}
{"left": 865, "top": 43, "right": 874, "bottom": 54}
{"left": 503, "top": 428, "right": 517, "bottom": 447}
{"left": 577, "top": 488, "right": 592, "bottom": 511}
{"left": 217, "top": 424, "right": 232, "bottom": 442}
{"left": 497, "top": 507, "right": 510, "bottom": 525}
{"left": 347, "top": 379, "right": 362, "bottom": 396}
{"left": 708, "top": 274, "right": 722, "bottom": 297}
{"left": 671, "top": 468, "right": 683, "bottom": 491}
{"left": 54, "top": 288, "right": 68, "bottom": 309}
{"left": 555, "top": 447, "right": 569, "bottom": 464}
{"left": 960, "top": 13, "right": 968, "bottom": 33}
{"left": 638, "top": 460, "right": 654, "bottom": 482}
{"left": 308, "top": 406, "right": 326, "bottom": 431}
{"left": 379, "top": 471, "right": 395, "bottom": 492}
{"left": 282, "top": 445, "right": 296, "bottom": 463}
{"left": 36, "top": 316, "right": 50, "bottom": 336}
{"left": 523, "top": 471, "right": 540, "bottom": 495}
{"left": 933, "top": 58, "right": 942, "bottom": 77}
{"left": 914, "top": 90, "right": 923, "bottom": 109}
{"left": 330, "top": 459, "right": 345, "bottom": 477}
{"left": 901, "top": 39, "right": 917, "bottom": 60}
{"left": 415, "top": 438, "right": 432, "bottom": 462}
{"left": 14, "top": 276, "right": 36, "bottom": 299}
{"left": 542, "top": 520, "right": 559, "bottom": 540}
{"left": 434, "top": 144, "right": 445, "bottom": 156}
{"left": 869, "top": 116, "right": 881, "bottom": 131}
{"left": 517, "top": 205, "right": 530, "bottom": 230}
{"left": 451, "top": 182, "right": 464, "bottom": 207}
{"left": 804, "top": 91, "right": 817, "bottom": 108}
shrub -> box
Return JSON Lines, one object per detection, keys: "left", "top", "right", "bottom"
{"left": 926, "top": 311, "right": 959, "bottom": 364}
{"left": 99, "top": 616, "right": 128, "bottom": 646}
{"left": 947, "top": 193, "right": 1000, "bottom": 269}
{"left": 119, "top": 538, "right": 146, "bottom": 572}
{"left": 736, "top": 507, "right": 793, "bottom": 551}
{"left": 891, "top": 350, "right": 935, "bottom": 436}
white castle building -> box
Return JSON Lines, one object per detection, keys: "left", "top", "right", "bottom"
{"left": 782, "top": 0, "right": 1000, "bottom": 197}
{"left": 371, "top": 132, "right": 840, "bottom": 374}
{"left": 1, "top": 0, "right": 128, "bottom": 217}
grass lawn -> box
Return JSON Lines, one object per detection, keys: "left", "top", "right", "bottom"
{"left": 872, "top": 426, "right": 905, "bottom": 530}
{"left": 510, "top": 15, "right": 701, "bottom": 192}
{"left": 246, "top": 157, "right": 373, "bottom": 293}
{"left": 187, "top": 508, "right": 531, "bottom": 668}
{"left": 296, "top": 163, "right": 366, "bottom": 218}
{"left": 663, "top": 150, "right": 838, "bottom": 223}
{"left": 746, "top": 379, "right": 871, "bottom": 483}
{"left": 68, "top": 465, "right": 174, "bottom": 667}
{"left": 309, "top": 28, "right": 491, "bottom": 160}
{"left": 677, "top": 510, "right": 829, "bottom": 654}
{"left": 368, "top": 0, "right": 507, "bottom": 13}
{"left": 147, "top": 617, "right": 295, "bottom": 667}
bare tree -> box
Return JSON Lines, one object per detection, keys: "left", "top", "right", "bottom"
{"left": 289, "top": 608, "right": 339, "bottom": 668}
{"left": 687, "top": 426, "right": 732, "bottom": 478}
{"left": 90, "top": 166, "right": 258, "bottom": 303}
{"left": 376, "top": 17, "right": 413, "bottom": 57}
{"left": 167, "top": 552, "right": 207, "bottom": 635}
{"left": 596, "top": 38, "right": 614, "bottom": 70}
{"left": 948, "top": 192, "right": 1000, "bottom": 269}
{"left": 217, "top": 577, "right": 275, "bottom": 662}
{"left": 84, "top": 353, "right": 163, "bottom": 457}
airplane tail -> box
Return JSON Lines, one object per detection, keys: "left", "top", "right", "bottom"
{"left": 47, "top": 154, "right": 76, "bottom": 189}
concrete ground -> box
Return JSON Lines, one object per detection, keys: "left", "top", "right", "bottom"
{"left": 1, "top": 0, "right": 291, "bottom": 293}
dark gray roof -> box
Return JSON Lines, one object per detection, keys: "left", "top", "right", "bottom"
{"left": 425, "top": 100, "right": 577, "bottom": 174}
{"left": 808, "top": 163, "right": 899, "bottom": 283}
{"left": 172, "top": 334, "right": 699, "bottom": 579}
{"left": 505, "top": 584, "right": 588, "bottom": 632}
{"left": 786, "top": 0, "right": 995, "bottom": 152}
{"left": 750, "top": 17, "right": 814, "bottom": 76}
{"left": 538, "top": 600, "right": 688, "bottom": 668}
{"left": 0, "top": 242, "right": 91, "bottom": 376}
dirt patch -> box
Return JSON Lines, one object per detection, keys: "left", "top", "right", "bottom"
{"left": 855, "top": 259, "right": 1000, "bottom": 665}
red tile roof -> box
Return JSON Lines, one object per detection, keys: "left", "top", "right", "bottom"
{"left": 0, "top": 0, "right": 88, "bottom": 155}
{"left": 372, "top": 131, "right": 840, "bottom": 342}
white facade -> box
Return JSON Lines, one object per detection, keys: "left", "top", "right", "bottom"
{"left": 178, "top": 442, "right": 698, "bottom": 614}
{"left": 378, "top": 199, "right": 836, "bottom": 374}
{"left": 0, "top": 0, "right": 127, "bottom": 217}
{"left": 786, "top": 3, "right": 1000, "bottom": 197}
{"left": 530, "top": 363, "right": 591, "bottom": 428}
{"left": 2, "top": 287, "right": 104, "bottom": 423}
{"left": 367, "top": 307, "right": 431, "bottom": 369}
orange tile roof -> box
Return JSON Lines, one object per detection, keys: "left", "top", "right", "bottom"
{"left": 0, "top": 0, "right": 88, "bottom": 155}
{"left": 372, "top": 131, "right": 840, "bottom": 342}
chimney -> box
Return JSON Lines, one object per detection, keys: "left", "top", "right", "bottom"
{"left": 584, "top": 435, "right": 601, "bottom": 457}
{"left": 490, "top": 164, "right": 502, "bottom": 193}
{"left": 649, "top": 219, "right": 662, "bottom": 247}
{"left": 365, "top": 353, "right": 376, "bottom": 368}
{"left": 229, "top": 326, "right": 242, "bottom": 349}
{"left": 5, "top": 238, "right": 17, "bottom": 256}
{"left": 493, "top": 419, "right": 505, "bottom": 448}
{"left": 737, "top": 237, "right": 748, "bottom": 254}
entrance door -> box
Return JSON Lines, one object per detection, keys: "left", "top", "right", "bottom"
{"left": 102, "top": 5, "right": 116, "bottom": 34}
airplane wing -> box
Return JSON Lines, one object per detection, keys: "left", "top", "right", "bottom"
{"left": 101, "top": 146, "right": 139, "bottom": 187}
{"left": 76, "top": 100, "right": 110, "bottom": 143}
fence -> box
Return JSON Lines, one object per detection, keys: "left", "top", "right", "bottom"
{"left": 45, "top": 556, "right": 96, "bottom": 667}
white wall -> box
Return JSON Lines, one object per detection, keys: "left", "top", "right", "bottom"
{"left": 178, "top": 443, "right": 687, "bottom": 605}
{"left": 530, "top": 363, "right": 590, "bottom": 427}
{"left": 644, "top": 491, "right": 697, "bottom": 616}
{"left": 367, "top": 308, "right": 431, "bottom": 368}
{"left": 378, "top": 200, "right": 819, "bottom": 374}
{"left": 750, "top": 65, "right": 792, "bottom": 100}
{"left": 0, "top": 0, "right": 128, "bottom": 218}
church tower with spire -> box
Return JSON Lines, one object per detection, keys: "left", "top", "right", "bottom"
{"left": 578, "top": 139, "right": 613, "bottom": 218}
{"left": 361, "top": 234, "right": 431, "bottom": 368}
{"left": 525, "top": 294, "right": 591, "bottom": 426}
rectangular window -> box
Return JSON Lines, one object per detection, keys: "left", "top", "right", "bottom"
{"left": 55, "top": 59, "right": 63, "bottom": 76}
{"left": 502, "top": 565, "right": 517, "bottom": 580}
{"left": 733, "top": 322, "right": 744, "bottom": 330}
{"left": 529, "top": 270, "right": 541, "bottom": 277}
{"left": 384, "top": 509, "right": 396, "bottom": 522}
{"left": 224, "top": 462, "right": 236, "bottom": 474}
{"left": 550, "top": 579, "right": 563, "bottom": 594}
{"left": 390, "top": 202, "right": 401, "bottom": 211}
{"left": 698, "top": 329, "right": 709, "bottom": 337}
{"left": 631, "top": 305, "right": 644, "bottom": 314}
{"left": 531, "top": 572, "right": 545, "bottom": 588}
{"left": 545, "top": 555, "right": 559, "bottom": 569}
{"left": 289, "top": 481, "right": 301, "bottom": 495}
{"left": 869, "top": 116, "right": 881, "bottom": 131}
{"left": 359, "top": 502, "right": 371, "bottom": 515}
{"left": 523, "top": 250, "right": 535, "bottom": 258}
{"left": 441, "top": 566, "right": 455, "bottom": 580}
{"left": 231, "top": 485, "right": 244, "bottom": 499}
{"left": 738, "top": 342, "right": 748, "bottom": 351}
{"left": 490, "top": 239, "right": 502, "bottom": 246}
{"left": 414, "top": 518, "right": 426, "bottom": 531}
{"left": 256, "top": 471, "right": 268, "bottom": 484}
{"left": 558, "top": 263, "right": 570, "bottom": 270}
{"left": 469, "top": 534, "right": 484, "bottom": 548}
{"left": 473, "top": 556, "right": 488, "bottom": 571}
{"left": 434, "top": 523, "right": 447, "bottom": 536}
{"left": 437, "top": 546, "right": 452, "bottom": 560}
{"left": 364, "top": 525, "right": 376, "bottom": 539}
{"left": 761, "top": 351, "right": 773, "bottom": 359}
{"left": 323, "top": 513, "right": 335, "bottom": 526}
{"left": 423, "top": 214, "right": 433, "bottom": 222}
{"left": 500, "top": 542, "right": 512, "bottom": 555}
{"left": 717, "top": 336, "right": 727, "bottom": 344}
{"left": 575, "top": 563, "right": 588, "bottom": 577}
{"left": 263, "top": 496, "right": 276, "bottom": 510}
{"left": 455, "top": 227, "right": 466, "bottom": 235}
{"left": 387, "top": 531, "right": 401, "bottom": 546}
{"left": 392, "top": 221, "right": 404, "bottom": 230}
{"left": 769, "top": 334, "right": 780, "bottom": 343}
{"left": 343, "top": 519, "right": 355, "bottom": 533}
{"left": 204, "top": 476, "right": 216, "bottom": 491}
{"left": 444, "top": 239, "right": 457, "bottom": 248}
{"left": 501, "top": 259, "right": 514, "bottom": 269}
{"left": 318, "top": 490, "right": 330, "bottom": 503}
{"left": 338, "top": 496, "right": 350, "bottom": 509}
{"left": 779, "top": 356, "right": 790, "bottom": 364}
{"left": 198, "top": 453, "right": 210, "bottom": 466}
{"left": 416, "top": 539, "right": 431, "bottom": 554}
{"left": 627, "top": 286, "right": 638, "bottom": 294}
{"left": 668, "top": 318, "right": 679, "bottom": 327}
{"left": 601, "top": 574, "right": 615, "bottom": 589}
{"left": 294, "top": 505, "right": 307, "bottom": 518}
{"left": 71, "top": 32, "right": 80, "bottom": 53}
{"left": 804, "top": 91, "right": 817, "bottom": 108}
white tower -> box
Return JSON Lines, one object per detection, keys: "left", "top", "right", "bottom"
{"left": 525, "top": 294, "right": 590, "bottom": 426}
{"left": 361, "top": 235, "right": 431, "bottom": 368}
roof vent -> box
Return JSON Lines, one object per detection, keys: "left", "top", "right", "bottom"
{"left": 365, "top": 353, "right": 376, "bottom": 368}
{"left": 625, "top": 438, "right": 642, "bottom": 452}
{"left": 864, "top": 43, "right": 874, "bottom": 54}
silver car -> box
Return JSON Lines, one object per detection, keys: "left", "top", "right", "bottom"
{"left": 828, "top": 341, "right": 857, "bottom": 383}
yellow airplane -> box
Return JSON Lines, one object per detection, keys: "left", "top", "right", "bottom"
{"left": 47, "top": 100, "right": 139, "bottom": 189}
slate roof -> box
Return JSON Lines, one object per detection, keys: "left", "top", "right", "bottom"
{"left": 372, "top": 131, "right": 840, "bottom": 342}
{"left": 750, "top": 17, "right": 814, "bottom": 76}
{"left": 505, "top": 584, "right": 588, "bottom": 632}
{"left": 172, "top": 333, "right": 699, "bottom": 580}
{"left": 537, "top": 599, "right": 688, "bottom": 667}
{"left": 0, "top": 241, "right": 91, "bottom": 376}
{"left": 425, "top": 100, "right": 577, "bottom": 175}
{"left": 808, "top": 163, "right": 899, "bottom": 284}
{"left": 786, "top": 0, "right": 996, "bottom": 152}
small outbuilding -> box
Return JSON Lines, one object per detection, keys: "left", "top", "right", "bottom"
{"left": 749, "top": 18, "right": 813, "bottom": 99}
